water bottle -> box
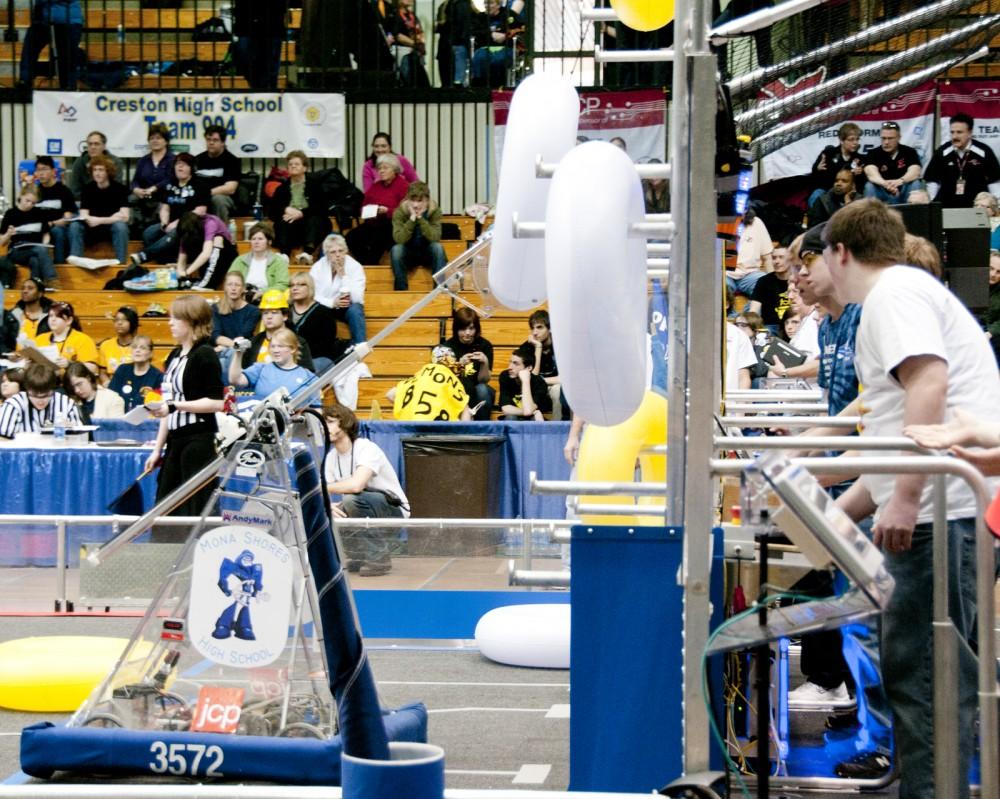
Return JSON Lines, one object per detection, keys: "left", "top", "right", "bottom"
{"left": 116, "top": 23, "right": 124, "bottom": 44}
{"left": 228, "top": 218, "right": 238, "bottom": 241}
{"left": 53, "top": 412, "right": 67, "bottom": 443}
{"left": 252, "top": 201, "right": 262, "bottom": 221}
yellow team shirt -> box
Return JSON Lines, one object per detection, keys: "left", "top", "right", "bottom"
{"left": 392, "top": 363, "right": 469, "bottom": 421}
{"left": 98, "top": 338, "right": 133, "bottom": 374}
{"left": 17, "top": 315, "right": 43, "bottom": 344}
{"left": 35, "top": 329, "right": 100, "bottom": 366}
{"left": 256, "top": 338, "right": 271, "bottom": 363}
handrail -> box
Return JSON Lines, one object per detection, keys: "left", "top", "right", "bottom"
{"left": 713, "top": 435, "right": 927, "bottom": 452}
{"left": 718, "top": 415, "right": 861, "bottom": 428}
{"left": 723, "top": 402, "right": 827, "bottom": 413}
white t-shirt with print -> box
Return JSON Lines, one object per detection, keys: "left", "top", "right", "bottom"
{"left": 855, "top": 265, "right": 1000, "bottom": 522}
{"left": 725, "top": 322, "right": 759, "bottom": 390}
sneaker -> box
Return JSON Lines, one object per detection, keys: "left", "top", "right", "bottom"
{"left": 295, "top": 252, "right": 314, "bottom": 265}
{"left": 130, "top": 252, "right": 146, "bottom": 268}
{"left": 787, "top": 680, "right": 852, "bottom": 708}
{"left": 123, "top": 272, "right": 163, "bottom": 292}
{"left": 834, "top": 750, "right": 892, "bottom": 779}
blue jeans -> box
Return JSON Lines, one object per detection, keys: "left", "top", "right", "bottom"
{"left": 863, "top": 180, "right": 925, "bottom": 205}
{"left": 8, "top": 244, "right": 56, "bottom": 283}
{"left": 466, "top": 381, "right": 495, "bottom": 421}
{"left": 339, "top": 490, "right": 404, "bottom": 563}
{"left": 881, "top": 518, "right": 978, "bottom": 799}
{"left": 451, "top": 44, "right": 470, "bottom": 85}
{"left": 390, "top": 238, "right": 447, "bottom": 290}
{"left": 726, "top": 270, "right": 765, "bottom": 296}
{"left": 140, "top": 222, "right": 179, "bottom": 264}
{"left": 333, "top": 302, "right": 367, "bottom": 344}
{"left": 68, "top": 220, "right": 129, "bottom": 264}
{"left": 49, "top": 223, "right": 69, "bottom": 264}
{"left": 471, "top": 47, "right": 512, "bottom": 87}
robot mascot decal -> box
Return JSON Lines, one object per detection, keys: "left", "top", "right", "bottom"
{"left": 212, "top": 549, "right": 263, "bottom": 641}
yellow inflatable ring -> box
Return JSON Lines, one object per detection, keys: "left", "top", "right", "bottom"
{"left": 0, "top": 636, "right": 153, "bottom": 712}
{"left": 576, "top": 390, "right": 667, "bottom": 525}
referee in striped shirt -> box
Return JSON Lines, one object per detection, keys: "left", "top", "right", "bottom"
{"left": 0, "top": 363, "right": 81, "bottom": 438}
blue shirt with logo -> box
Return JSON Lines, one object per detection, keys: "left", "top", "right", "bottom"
{"left": 817, "top": 303, "right": 862, "bottom": 416}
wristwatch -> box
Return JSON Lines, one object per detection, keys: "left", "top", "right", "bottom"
{"left": 167, "top": 402, "right": 177, "bottom": 414}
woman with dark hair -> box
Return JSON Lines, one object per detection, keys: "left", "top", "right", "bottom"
{"left": 444, "top": 306, "right": 494, "bottom": 420}
{"left": 361, "top": 133, "right": 419, "bottom": 192}
{"left": 65, "top": 361, "right": 124, "bottom": 420}
{"left": 34, "top": 301, "right": 98, "bottom": 374}
{"left": 11, "top": 276, "right": 52, "bottom": 341}
{"left": 98, "top": 305, "right": 139, "bottom": 381}
{"left": 175, "top": 212, "right": 237, "bottom": 290}
{"left": 1, "top": 368, "right": 25, "bottom": 399}
{"left": 131, "top": 152, "right": 210, "bottom": 267}
{"left": 130, "top": 123, "right": 176, "bottom": 231}
{"left": 228, "top": 220, "right": 290, "bottom": 301}
{"left": 144, "top": 296, "right": 225, "bottom": 540}
{"left": 267, "top": 150, "right": 332, "bottom": 263}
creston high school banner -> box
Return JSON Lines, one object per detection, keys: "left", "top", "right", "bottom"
{"left": 32, "top": 91, "right": 346, "bottom": 160}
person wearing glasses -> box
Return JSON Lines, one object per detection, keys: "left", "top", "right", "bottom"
{"left": 0, "top": 362, "right": 80, "bottom": 438}
{"left": 923, "top": 113, "right": 1000, "bottom": 209}
{"left": 808, "top": 122, "right": 865, "bottom": 207}
{"left": 862, "top": 121, "right": 924, "bottom": 205}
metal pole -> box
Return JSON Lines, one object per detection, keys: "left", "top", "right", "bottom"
{"left": 55, "top": 519, "right": 66, "bottom": 612}
{"left": 931, "top": 475, "right": 959, "bottom": 799}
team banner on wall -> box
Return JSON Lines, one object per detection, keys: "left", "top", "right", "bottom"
{"left": 492, "top": 88, "right": 667, "bottom": 169}
{"left": 939, "top": 81, "right": 1000, "bottom": 155}
{"left": 31, "top": 91, "right": 346, "bottom": 160}
{"left": 760, "top": 78, "right": 936, "bottom": 181}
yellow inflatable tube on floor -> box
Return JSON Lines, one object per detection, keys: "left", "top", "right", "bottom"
{"left": 0, "top": 636, "right": 155, "bottom": 712}
{"left": 576, "top": 390, "right": 667, "bottom": 525}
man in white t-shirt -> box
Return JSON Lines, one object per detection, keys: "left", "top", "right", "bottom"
{"left": 324, "top": 404, "right": 410, "bottom": 577}
{"left": 824, "top": 198, "right": 1000, "bottom": 799}
{"left": 724, "top": 320, "right": 757, "bottom": 390}
{"left": 726, "top": 210, "right": 774, "bottom": 296}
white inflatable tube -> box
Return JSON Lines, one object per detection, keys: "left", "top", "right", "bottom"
{"left": 488, "top": 74, "right": 580, "bottom": 310}
{"left": 475, "top": 604, "right": 570, "bottom": 669}
{"left": 544, "top": 141, "right": 648, "bottom": 426}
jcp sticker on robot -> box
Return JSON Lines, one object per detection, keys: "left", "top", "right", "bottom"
{"left": 189, "top": 525, "right": 293, "bottom": 668}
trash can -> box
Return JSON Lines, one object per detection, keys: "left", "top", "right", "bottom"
{"left": 401, "top": 434, "right": 505, "bottom": 556}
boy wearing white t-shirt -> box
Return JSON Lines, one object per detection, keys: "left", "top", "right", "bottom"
{"left": 824, "top": 198, "right": 1000, "bottom": 799}
{"left": 324, "top": 404, "right": 410, "bottom": 577}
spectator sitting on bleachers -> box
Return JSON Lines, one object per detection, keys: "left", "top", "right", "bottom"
{"left": 807, "top": 168, "right": 856, "bottom": 229}
{"left": 10, "top": 277, "right": 52, "bottom": 339}
{"left": 211, "top": 271, "right": 260, "bottom": 378}
{"left": 267, "top": 151, "right": 332, "bottom": 265}
{"left": 0, "top": 189, "right": 58, "bottom": 289}
{"left": 16, "top": 0, "right": 82, "bottom": 91}
{"left": 239, "top": 289, "right": 316, "bottom": 373}
{"left": 31, "top": 155, "right": 76, "bottom": 267}
{"left": 734, "top": 310, "right": 770, "bottom": 388}
{"left": 924, "top": 113, "right": 1000, "bottom": 209}
{"left": 309, "top": 234, "right": 367, "bottom": 345}
{"left": 444, "top": 306, "right": 495, "bottom": 421}
{"left": 65, "top": 361, "right": 124, "bottom": 420}
{"left": 130, "top": 123, "right": 176, "bottom": 233}
{"left": 642, "top": 158, "right": 669, "bottom": 213}
{"left": 1, "top": 368, "right": 24, "bottom": 399}
{"left": 175, "top": 212, "right": 238, "bottom": 290}
{"left": 97, "top": 305, "right": 139, "bottom": 381}
{"left": 0, "top": 363, "right": 81, "bottom": 439}
{"left": 808, "top": 122, "right": 864, "bottom": 207}
{"left": 347, "top": 154, "right": 410, "bottom": 266}
{"left": 287, "top": 273, "right": 349, "bottom": 373}
{"left": 387, "top": 347, "right": 475, "bottom": 421}
{"left": 33, "top": 300, "right": 99, "bottom": 375}
{"left": 131, "top": 153, "right": 209, "bottom": 268}
{"left": 499, "top": 344, "right": 551, "bottom": 421}
{"left": 362, "top": 133, "right": 420, "bottom": 192}
{"left": 987, "top": 249, "right": 1000, "bottom": 366}
{"left": 974, "top": 191, "right": 1000, "bottom": 232}
{"left": 747, "top": 245, "right": 791, "bottom": 334}
{"left": 108, "top": 335, "right": 162, "bottom": 411}
{"left": 228, "top": 221, "right": 290, "bottom": 303}
{"left": 521, "top": 309, "right": 568, "bottom": 420}
{"left": 471, "top": 0, "right": 515, "bottom": 88}
{"left": 390, "top": 0, "right": 431, "bottom": 87}
{"left": 903, "top": 233, "right": 943, "bottom": 281}
{"left": 194, "top": 125, "right": 242, "bottom": 223}
{"left": 390, "top": 181, "right": 445, "bottom": 290}
{"left": 68, "top": 131, "right": 126, "bottom": 199}
{"left": 726, "top": 208, "right": 772, "bottom": 296}
{"left": 862, "top": 121, "right": 924, "bottom": 205}
{"left": 68, "top": 155, "right": 130, "bottom": 266}
{"left": 229, "top": 328, "right": 319, "bottom": 405}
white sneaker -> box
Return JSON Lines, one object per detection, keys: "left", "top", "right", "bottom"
{"left": 295, "top": 252, "right": 314, "bottom": 265}
{"left": 787, "top": 680, "right": 853, "bottom": 708}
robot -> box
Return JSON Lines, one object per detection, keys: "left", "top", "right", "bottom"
{"left": 212, "top": 549, "right": 263, "bottom": 641}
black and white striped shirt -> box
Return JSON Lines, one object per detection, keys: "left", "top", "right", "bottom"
{"left": 0, "top": 391, "right": 81, "bottom": 439}
{"left": 162, "top": 342, "right": 224, "bottom": 434}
